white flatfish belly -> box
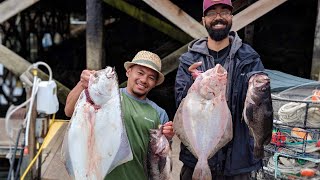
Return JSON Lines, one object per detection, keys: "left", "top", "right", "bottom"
{"left": 62, "top": 67, "right": 133, "bottom": 180}
{"left": 174, "top": 64, "right": 233, "bottom": 180}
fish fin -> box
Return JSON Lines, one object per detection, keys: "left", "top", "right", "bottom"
{"left": 158, "top": 156, "right": 167, "bottom": 173}
{"left": 248, "top": 127, "right": 254, "bottom": 137}
{"left": 254, "top": 147, "right": 264, "bottom": 159}
{"left": 246, "top": 96, "right": 256, "bottom": 105}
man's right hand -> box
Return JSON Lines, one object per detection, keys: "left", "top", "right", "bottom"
{"left": 80, "top": 70, "right": 95, "bottom": 89}
{"left": 188, "top": 61, "right": 203, "bottom": 80}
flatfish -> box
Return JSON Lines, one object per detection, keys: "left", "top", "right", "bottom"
{"left": 243, "top": 73, "right": 273, "bottom": 159}
{"left": 147, "top": 126, "right": 172, "bottom": 180}
{"left": 173, "top": 64, "right": 233, "bottom": 180}
{"left": 62, "top": 67, "right": 133, "bottom": 179}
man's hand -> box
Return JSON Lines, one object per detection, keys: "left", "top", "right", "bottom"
{"left": 162, "top": 121, "right": 174, "bottom": 140}
{"left": 188, "top": 61, "right": 203, "bottom": 80}
{"left": 80, "top": 70, "right": 95, "bottom": 89}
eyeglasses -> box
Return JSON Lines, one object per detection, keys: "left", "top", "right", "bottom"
{"left": 205, "top": 11, "right": 232, "bottom": 19}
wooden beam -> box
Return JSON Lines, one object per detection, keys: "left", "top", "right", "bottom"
{"left": 86, "top": 0, "right": 105, "bottom": 70}
{"left": 141, "top": 0, "right": 207, "bottom": 39}
{"left": 124, "top": 0, "right": 288, "bottom": 79}
{"left": 232, "top": 0, "right": 288, "bottom": 31}
{"left": 0, "top": 45, "right": 70, "bottom": 105}
{"left": 233, "top": 0, "right": 249, "bottom": 13}
{"left": 0, "top": 0, "right": 39, "bottom": 23}
{"left": 103, "top": 0, "right": 192, "bottom": 44}
{"left": 311, "top": 0, "right": 320, "bottom": 80}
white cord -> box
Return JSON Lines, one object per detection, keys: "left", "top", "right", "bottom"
{"left": 24, "top": 76, "right": 40, "bottom": 146}
{"left": 26, "top": 61, "right": 53, "bottom": 81}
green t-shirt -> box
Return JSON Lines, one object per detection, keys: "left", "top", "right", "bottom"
{"left": 105, "top": 88, "right": 168, "bottom": 180}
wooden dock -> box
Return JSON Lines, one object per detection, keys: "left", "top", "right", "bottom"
{"left": 40, "top": 120, "right": 70, "bottom": 180}
{"left": 1, "top": 118, "right": 183, "bottom": 179}
{"left": 0, "top": 118, "right": 70, "bottom": 179}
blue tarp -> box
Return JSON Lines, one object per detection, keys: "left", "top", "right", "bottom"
{"left": 265, "top": 69, "right": 316, "bottom": 92}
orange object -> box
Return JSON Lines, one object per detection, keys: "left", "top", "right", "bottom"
{"left": 300, "top": 168, "right": 315, "bottom": 177}
{"left": 311, "top": 90, "right": 320, "bottom": 102}
{"left": 24, "top": 147, "right": 29, "bottom": 155}
{"left": 291, "top": 127, "right": 312, "bottom": 140}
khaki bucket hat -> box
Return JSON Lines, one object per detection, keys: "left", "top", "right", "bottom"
{"left": 124, "top": 50, "right": 165, "bottom": 86}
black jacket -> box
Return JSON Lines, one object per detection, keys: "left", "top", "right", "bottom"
{"left": 174, "top": 32, "right": 265, "bottom": 175}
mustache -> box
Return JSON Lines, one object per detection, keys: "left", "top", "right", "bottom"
{"left": 211, "top": 19, "right": 228, "bottom": 26}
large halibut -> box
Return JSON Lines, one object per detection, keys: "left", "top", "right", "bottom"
{"left": 174, "top": 64, "right": 233, "bottom": 180}
{"left": 62, "top": 67, "right": 133, "bottom": 179}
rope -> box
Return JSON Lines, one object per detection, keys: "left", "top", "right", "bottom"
{"left": 278, "top": 95, "right": 320, "bottom": 128}
{"left": 268, "top": 156, "right": 317, "bottom": 176}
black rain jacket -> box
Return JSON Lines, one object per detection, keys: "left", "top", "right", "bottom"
{"left": 175, "top": 31, "right": 265, "bottom": 175}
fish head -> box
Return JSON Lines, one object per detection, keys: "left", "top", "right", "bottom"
{"left": 149, "top": 127, "right": 170, "bottom": 157}
{"left": 248, "top": 73, "right": 271, "bottom": 103}
{"left": 198, "top": 64, "right": 227, "bottom": 100}
{"left": 87, "top": 66, "right": 118, "bottom": 105}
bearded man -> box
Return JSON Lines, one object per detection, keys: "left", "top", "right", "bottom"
{"left": 175, "top": 0, "right": 268, "bottom": 179}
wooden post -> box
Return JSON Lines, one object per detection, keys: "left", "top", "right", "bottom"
{"left": 311, "top": 0, "right": 320, "bottom": 80}
{"left": 86, "top": 0, "right": 104, "bottom": 70}
{"left": 23, "top": 84, "right": 37, "bottom": 179}
{"left": 244, "top": 0, "right": 255, "bottom": 45}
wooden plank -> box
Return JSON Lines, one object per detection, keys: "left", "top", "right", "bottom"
{"left": 0, "top": 118, "right": 24, "bottom": 158}
{"left": 86, "top": 0, "right": 104, "bottom": 70}
{"left": 232, "top": 0, "right": 288, "bottom": 31}
{"left": 141, "top": 0, "right": 207, "bottom": 39}
{"left": 311, "top": 0, "right": 320, "bottom": 80}
{"left": 233, "top": 0, "right": 249, "bottom": 13}
{"left": 41, "top": 122, "right": 70, "bottom": 179}
{"left": 0, "top": 0, "right": 39, "bottom": 23}
{"left": 103, "top": 0, "right": 192, "bottom": 44}
{"left": 0, "top": 45, "right": 70, "bottom": 105}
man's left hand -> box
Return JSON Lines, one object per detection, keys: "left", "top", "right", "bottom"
{"left": 162, "top": 121, "right": 174, "bottom": 140}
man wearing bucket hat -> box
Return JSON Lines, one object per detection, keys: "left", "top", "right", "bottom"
{"left": 65, "top": 50, "right": 174, "bottom": 180}
{"left": 175, "top": 0, "right": 270, "bottom": 179}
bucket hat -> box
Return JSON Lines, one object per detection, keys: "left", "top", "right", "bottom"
{"left": 124, "top": 50, "right": 164, "bottom": 86}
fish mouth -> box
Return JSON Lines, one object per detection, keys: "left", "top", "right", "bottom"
{"left": 106, "top": 67, "right": 115, "bottom": 79}
{"left": 215, "top": 64, "right": 227, "bottom": 76}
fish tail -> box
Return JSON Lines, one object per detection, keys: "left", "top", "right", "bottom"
{"left": 254, "top": 147, "right": 264, "bottom": 159}
{"left": 192, "top": 159, "right": 212, "bottom": 180}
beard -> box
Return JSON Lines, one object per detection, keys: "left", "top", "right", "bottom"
{"left": 205, "top": 19, "right": 232, "bottom": 41}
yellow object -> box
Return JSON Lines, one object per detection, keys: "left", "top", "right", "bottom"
{"left": 31, "top": 68, "right": 38, "bottom": 76}
{"left": 21, "top": 117, "right": 69, "bottom": 180}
